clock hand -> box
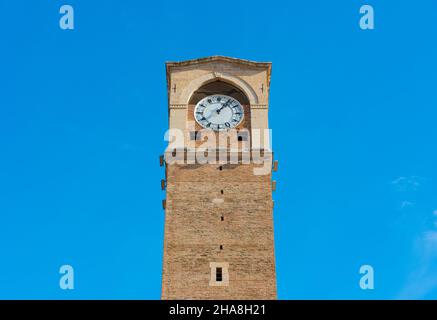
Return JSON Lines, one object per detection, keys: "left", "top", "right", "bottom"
{"left": 204, "top": 109, "right": 212, "bottom": 119}
{"left": 217, "top": 99, "right": 231, "bottom": 114}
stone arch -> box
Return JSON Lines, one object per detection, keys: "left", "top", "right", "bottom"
{"left": 181, "top": 72, "right": 259, "bottom": 105}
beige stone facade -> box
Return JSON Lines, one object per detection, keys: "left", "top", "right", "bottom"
{"left": 161, "top": 56, "right": 277, "bottom": 299}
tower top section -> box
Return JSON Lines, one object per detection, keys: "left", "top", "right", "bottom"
{"left": 165, "top": 56, "right": 272, "bottom": 107}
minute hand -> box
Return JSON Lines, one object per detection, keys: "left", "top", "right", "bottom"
{"left": 217, "top": 100, "right": 232, "bottom": 113}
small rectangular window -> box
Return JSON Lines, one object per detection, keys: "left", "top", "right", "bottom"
{"left": 209, "top": 262, "right": 229, "bottom": 286}
{"left": 237, "top": 131, "right": 248, "bottom": 141}
{"left": 190, "top": 131, "right": 201, "bottom": 141}
{"left": 216, "top": 267, "right": 223, "bottom": 282}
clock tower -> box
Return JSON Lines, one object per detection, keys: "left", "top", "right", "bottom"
{"left": 160, "top": 56, "right": 277, "bottom": 299}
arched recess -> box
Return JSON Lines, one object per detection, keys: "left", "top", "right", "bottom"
{"left": 188, "top": 80, "right": 249, "bottom": 105}
{"left": 181, "top": 72, "right": 258, "bottom": 106}
{"left": 186, "top": 78, "right": 252, "bottom": 137}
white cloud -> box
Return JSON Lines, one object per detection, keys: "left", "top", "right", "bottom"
{"left": 433, "top": 211, "right": 437, "bottom": 228}
{"left": 390, "top": 176, "right": 422, "bottom": 192}
{"left": 400, "top": 201, "right": 414, "bottom": 209}
{"left": 398, "top": 209, "right": 437, "bottom": 299}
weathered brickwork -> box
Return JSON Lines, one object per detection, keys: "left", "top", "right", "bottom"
{"left": 162, "top": 163, "right": 276, "bottom": 299}
{"left": 161, "top": 56, "right": 276, "bottom": 300}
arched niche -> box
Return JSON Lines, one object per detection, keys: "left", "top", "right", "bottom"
{"left": 187, "top": 80, "right": 251, "bottom": 132}
{"left": 181, "top": 72, "right": 258, "bottom": 106}
{"left": 188, "top": 80, "right": 250, "bottom": 105}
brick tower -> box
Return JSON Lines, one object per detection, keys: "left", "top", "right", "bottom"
{"left": 160, "top": 56, "right": 277, "bottom": 299}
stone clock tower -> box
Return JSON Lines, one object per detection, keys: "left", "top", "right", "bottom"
{"left": 160, "top": 56, "right": 277, "bottom": 300}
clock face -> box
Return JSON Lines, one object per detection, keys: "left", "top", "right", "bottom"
{"left": 194, "top": 95, "right": 244, "bottom": 131}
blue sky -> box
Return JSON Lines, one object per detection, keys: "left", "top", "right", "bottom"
{"left": 1, "top": 0, "right": 437, "bottom": 299}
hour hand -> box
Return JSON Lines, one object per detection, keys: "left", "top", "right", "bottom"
{"left": 204, "top": 109, "right": 212, "bottom": 119}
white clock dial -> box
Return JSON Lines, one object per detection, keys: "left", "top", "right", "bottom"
{"left": 194, "top": 95, "right": 244, "bottom": 131}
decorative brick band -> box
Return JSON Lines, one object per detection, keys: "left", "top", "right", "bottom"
{"left": 250, "top": 104, "right": 268, "bottom": 109}
{"left": 171, "top": 104, "right": 267, "bottom": 109}
{"left": 169, "top": 104, "right": 187, "bottom": 109}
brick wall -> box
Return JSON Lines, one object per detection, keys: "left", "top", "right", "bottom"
{"left": 161, "top": 163, "right": 277, "bottom": 299}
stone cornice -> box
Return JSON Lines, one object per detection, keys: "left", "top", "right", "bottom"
{"left": 165, "top": 56, "right": 272, "bottom": 105}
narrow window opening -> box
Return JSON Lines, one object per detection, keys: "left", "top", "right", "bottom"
{"left": 219, "top": 166, "right": 223, "bottom": 171}
{"left": 220, "top": 245, "right": 223, "bottom": 250}
{"left": 190, "top": 131, "right": 201, "bottom": 141}
{"left": 220, "top": 190, "right": 224, "bottom": 195}
{"left": 216, "top": 267, "right": 223, "bottom": 282}
{"left": 209, "top": 262, "right": 229, "bottom": 286}
{"left": 237, "top": 132, "right": 248, "bottom": 141}
{"left": 221, "top": 216, "right": 224, "bottom": 221}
